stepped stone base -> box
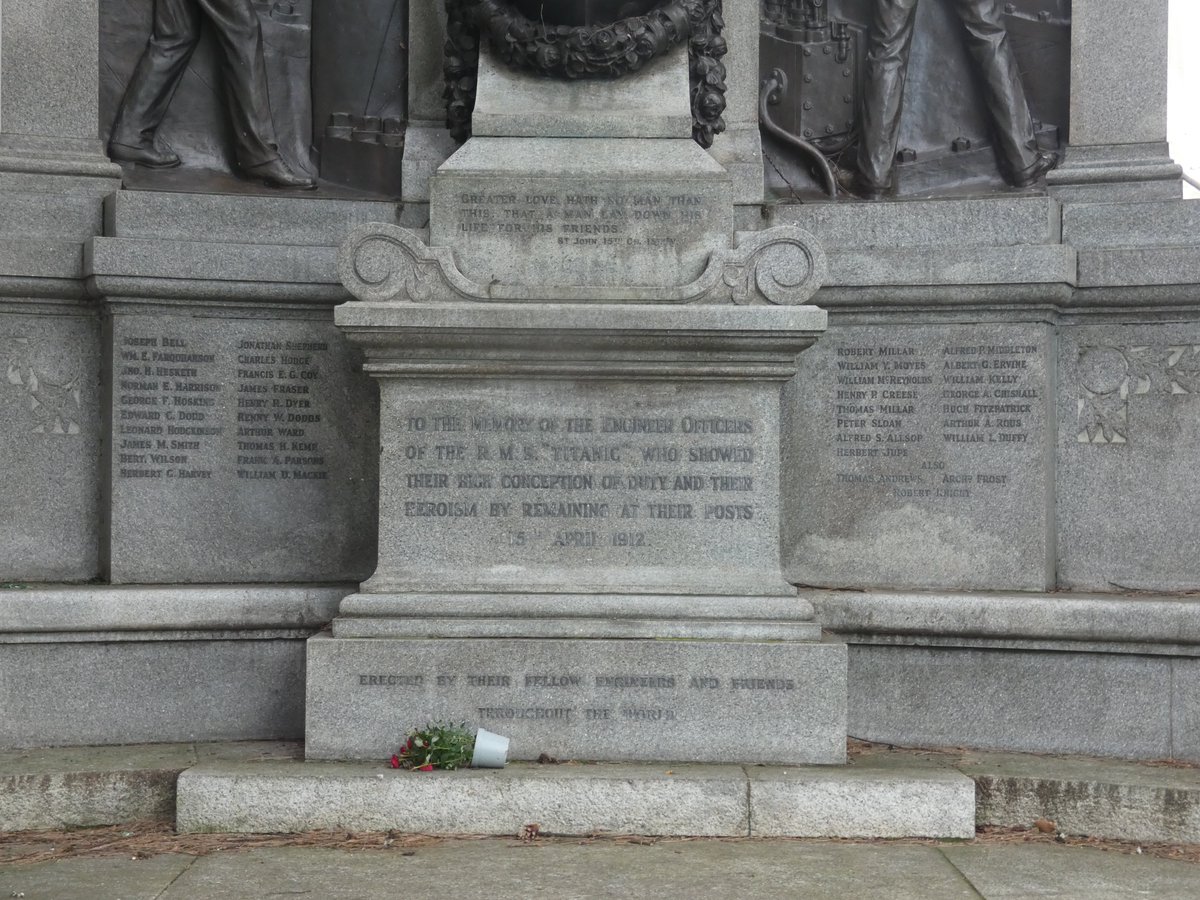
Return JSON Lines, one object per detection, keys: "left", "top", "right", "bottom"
{"left": 175, "top": 755, "right": 974, "bottom": 838}
{"left": 305, "top": 633, "right": 847, "bottom": 765}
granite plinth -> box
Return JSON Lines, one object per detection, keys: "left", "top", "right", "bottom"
{"left": 784, "top": 321, "right": 1053, "bottom": 591}
{"left": 305, "top": 633, "right": 847, "bottom": 764}
{"left": 317, "top": 301, "right": 840, "bottom": 764}
{"left": 429, "top": 137, "right": 732, "bottom": 290}
{"left": 103, "top": 304, "right": 378, "bottom": 583}
{"left": 335, "top": 302, "right": 825, "bottom": 597}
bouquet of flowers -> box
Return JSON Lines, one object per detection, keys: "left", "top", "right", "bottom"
{"left": 389, "top": 723, "right": 509, "bottom": 770}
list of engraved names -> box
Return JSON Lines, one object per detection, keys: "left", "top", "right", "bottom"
{"left": 830, "top": 339, "right": 1040, "bottom": 500}
{"left": 115, "top": 331, "right": 336, "bottom": 482}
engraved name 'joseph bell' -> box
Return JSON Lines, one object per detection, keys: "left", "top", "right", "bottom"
{"left": 510, "top": 1, "right": 661, "bottom": 26}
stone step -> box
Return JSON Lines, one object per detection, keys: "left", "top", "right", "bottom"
{"left": 8, "top": 742, "right": 1200, "bottom": 845}
{"left": 175, "top": 755, "right": 975, "bottom": 839}
{"left": 0, "top": 741, "right": 299, "bottom": 831}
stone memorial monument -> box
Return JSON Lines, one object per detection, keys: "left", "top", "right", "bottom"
{"left": 1, "top": 0, "right": 1199, "bottom": 775}
{"left": 304, "top": 0, "right": 847, "bottom": 764}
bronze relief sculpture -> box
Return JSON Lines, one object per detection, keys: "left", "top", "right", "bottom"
{"left": 107, "top": 0, "right": 316, "bottom": 189}
{"left": 444, "top": 0, "right": 729, "bottom": 147}
{"left": 850, "top": 0, "right": 1058, "bottom": 199}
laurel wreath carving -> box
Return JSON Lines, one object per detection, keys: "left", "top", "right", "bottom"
{"left": 444, "top": 0, "right": 727, "bottom": 147}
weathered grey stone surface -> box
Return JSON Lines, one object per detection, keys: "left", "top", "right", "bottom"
{"left": 846, "top": 645, "right": 1174, "bottom": 760}
{"left": 706, "top": 0, "right": 763, "bottom": 205}
{"left": 0, "top": 191, "right": 103, "bottom": 241}
{"left": 0, "top": 638, "right": 306, "bottom": 748}
{"left": 785, "top": 321, "right": 1053, "bottom": 591}
{"left": 0, "top": 743, "right": 191, "bottom": 830}
{"left": 1057, "top": 323, "right": 1200, "bottom": 592}
{"left": 178, "top": 760, "right": 750, "bottom": 835}
{"left": 0, "top": 741, "right": 303, "bottom": 831}
{"left": 1047, "top": 143, "right": 1182, "bottom": 202}
{"left": 805, "top": 589, "right": 1200, "bottom": 650}
{"left": 1067, "top": 1, "right": 1168, "bottom": 148}
{"left": 103, "top": 304, "right": 377, "bottom": 583}
{"left": 429, "top": 137, "right": 732, "bottom": 289}
{"left": 88, "top": 238, "right": 342, "bottom": 291}
{"left": 968, "top": 750, "right": 1200, "bottom": 845}
{"left": 749, "top": 762, "right": 975, "bottom": 838}
{"left": 0, "top": 584, "right": 347, "bottom": 634}
{"left": 0, "top": 303, "right": 101, "bottom": 580}
{"left": 471, "top": 44, "right": 691, "bottom": 139}
{"left": 1064, "top": 199, "right": 1200, "bottom": 249}
{"left": 826, "top": 245, "right": 1075, "bottom": 288}
{"left": 306, "top": 634, "right": 847, "bottom": 764}
{"left": 335, "top": 593, "right": 820, "bottom": 642}
{"left": 772, "top": 197, "right": 1061, "bottom": 249}
{"left": 0, "top": 0, "right": 107, "bottom": 146}
{"left": 1077, "top": 247, "right": 1200, "bottom": 289}
{"left": 104, "top": 191, "right": 401, "bottom": 247}
{"left": 366, "top": 376, "right": 785, "bottom": 596}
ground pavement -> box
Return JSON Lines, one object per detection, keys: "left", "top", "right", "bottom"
{"left": 3, "top": 831, "right": 1200, "bottom": 899}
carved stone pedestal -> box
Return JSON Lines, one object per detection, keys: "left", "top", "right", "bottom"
{"left": 305, "top": 301, "right": 846, "bottom": 764}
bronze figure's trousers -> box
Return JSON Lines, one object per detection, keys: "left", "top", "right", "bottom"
{"left": 110, "top": 0, "right": 280, "bottom": 168}
{"left": 857, "top": 0, "right": 1040, "bottom": 188}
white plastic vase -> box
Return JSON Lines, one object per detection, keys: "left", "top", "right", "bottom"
{"left": 470, "top": 727, "right": 510, "bottom": 768}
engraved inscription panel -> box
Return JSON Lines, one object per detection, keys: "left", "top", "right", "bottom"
{"left": 306, "top": 637, "right": 848, "bottom": 763}
{"left": 108, "top": 312, "right": 378, "bottom": 583}
{"left": 786, "top": 323, "right": 1052, "bottom": 591}
{"left": 431, "top": 176, "right": 731, "bottom": 288}
{"left": 374, "top": 380, "right": 788, "bottom": 596}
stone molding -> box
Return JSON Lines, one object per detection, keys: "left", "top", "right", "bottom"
{"left": 805, "top": 588, "right": 1200, "bottom": 655}
{"left": 338, "top": 222, "right": 827, "bottom": 305}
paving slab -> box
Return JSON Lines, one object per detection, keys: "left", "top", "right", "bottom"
{"left": 0, "top": 853, "right": 193, "bottom": 900}
{"left": 942, "top": 843, "right": 1200, "bottom": 899}
{"left": 155, "top": 843, "right": 981, "bottom": 900}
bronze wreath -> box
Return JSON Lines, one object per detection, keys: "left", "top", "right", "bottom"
{"left": 444, "top": 0, "right": 727, "bottom": 148}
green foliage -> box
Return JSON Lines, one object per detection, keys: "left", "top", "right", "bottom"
{"left": 395, "top": 722, "right": 475, "bottom": 770}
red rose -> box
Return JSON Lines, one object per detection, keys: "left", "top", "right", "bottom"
{"left": 390, "top": 754, "right": 401, "bottom": 769}
{"left": 418, "top": 764, "right": 434, "bottom": 771}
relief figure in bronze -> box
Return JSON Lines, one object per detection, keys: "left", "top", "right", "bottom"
{"left": 851, "top": 0, "right": 1057, "bottom": 198}
{"left": 108, "top": 0, "right": 315, "bottom": 189}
